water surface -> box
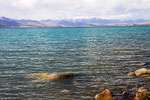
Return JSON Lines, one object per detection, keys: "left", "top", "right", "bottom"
{"left": 0, "top": 26, "right": 150, "bottom": 99}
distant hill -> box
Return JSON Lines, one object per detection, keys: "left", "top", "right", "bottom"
{"left": 0, "top": 16, "right": 150, "bottom": 27}
{"left": 141, "top": 21, "right": 150, "bottom": 24}
{"left": 0, "top": 17, "right": 21, "bottom": 26}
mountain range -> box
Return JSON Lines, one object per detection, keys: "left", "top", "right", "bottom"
{"left": 0, "top": 16, "right": 150, "bottom": 27}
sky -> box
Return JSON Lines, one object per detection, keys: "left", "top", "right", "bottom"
{"left": 0, "top": 0, "right": 150, "bottom": 20}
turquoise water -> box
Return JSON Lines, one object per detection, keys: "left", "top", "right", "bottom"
{"left": 0, "top": 26, "right": 150, "bottom": 99}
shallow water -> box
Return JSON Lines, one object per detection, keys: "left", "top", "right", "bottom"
{"left": 0, "top": 26, "right": 150, "bottom": 99}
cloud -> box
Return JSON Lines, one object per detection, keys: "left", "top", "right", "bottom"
{"left": 0, "top": 0, "right": 150, "bottom": 20}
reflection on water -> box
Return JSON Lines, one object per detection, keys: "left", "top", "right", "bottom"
{"left": 0, "top": 26, "right": 150, "bottom": 99}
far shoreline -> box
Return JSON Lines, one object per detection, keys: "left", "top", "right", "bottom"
{"left": 0, "top": 23, "right": 150, "bottom": 28}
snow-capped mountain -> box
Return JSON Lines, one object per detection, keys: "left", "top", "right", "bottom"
{"left": 0, "top": 16, "right": 149, "bottom": 27}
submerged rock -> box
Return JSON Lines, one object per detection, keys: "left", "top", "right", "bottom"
{"left": 121, "top": 91, "right": 135, "bottom": 100}
{"left": 127, "top": 72, "right": 135, "bottom": 76}
{"left": 127, "top": 68, "right": 150, "bottom": 78}
{"left": 95, "top": 89, "right": 113, "bottom": 100}
{"left": 134, "top": 87, "right": 150, "bottom": 100}
{"left": 139, "top": 74, "right": 150, "bottom": 78}
{"left": 138, "top": 87, "right": 148, "bottom": 93}
{"left": 122, "top": 91, "right": 129, "bottom": 96}
{"left": 135, "top": 92, "right": 150, "bottom": 100}
{"left": 99, "top": 87, "right": 105, "bottom": 91}
{"left": 135, "top": 68, "right": 150, "bottom": 76}
{"left": 26, "top": 72, "right": 78, "bottom": 80}
{"left": 136, "top": 62, "right": 147, "bottom": 66}
{"left": 61, "top": 89, "right": 70, "bottom": 95}
{"left": 28, "top": 79, "right": 48, "bottom": 84}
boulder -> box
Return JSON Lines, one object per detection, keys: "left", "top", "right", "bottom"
{"left": 95, "top": 89, "right": 113, "bottom": 100}
{"left": 26, "top": 72, "right": 78, "bottom": 80}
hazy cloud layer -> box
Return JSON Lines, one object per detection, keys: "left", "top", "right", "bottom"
{"left": 0, "top": 0, "right": 150, "bottom": 20}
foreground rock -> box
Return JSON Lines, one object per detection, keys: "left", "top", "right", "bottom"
{"left": 120, "top": 87, "right": 150, "bottom": 100}
{"left": 135, "top": 68, "right": 150, "bottom": 76}
{"left": 95, "top": 89, "right": 113, "bottom": 100}
{"left": 26, "top": 72, "right": 78, "bottom": 80}
{"left": 135, "top": 92, "right": 150, "bottom": 100}
{"left": 134, "top": 87, "right": 150, "bottom": 100}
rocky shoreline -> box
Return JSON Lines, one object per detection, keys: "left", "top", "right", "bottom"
{"left": 95, "top": 62, "right": 150, "bottom": 100}
{"left": 26, "top": 62, "right": 150, "bottom": 100}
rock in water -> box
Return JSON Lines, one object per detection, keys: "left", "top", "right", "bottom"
{"left": 61, "top": 89, "right": 70, "bottom": 95}
{"left": 26, "top": 73, "right": 52, "bottom": 80}
{"left": 26, "top": 72, "right": 78, "bottom": 80}
{"left": 50, "top": 72, "right": 77, "bottom": 80}
{"left": 134, "top": 87, "right": 150, "bottom": 100}
{"left": 138, "top": 87, "right": 148, "bottom": 93}
{"left": 139, "top": 74, "right": 150, "bottom": 78}
{"left": 122, "top": 91, "right": 129, "bottom": 96}
{"left": 95, "top": 89, "right": 113, "bottom": 100}
{"left": 135, "top": 68, "right": 149, "bottom": 76}
{"left": 135, "top": 92, "right": 150, "bottom": 100}
{"left": 127, "top": 72, "right": 135, "bottom": 76}
{"left": 148, "top": 69, "right": 150, "bottom": 73}
{"left": 136, "top": 62, "right": 147, "bottom": 66}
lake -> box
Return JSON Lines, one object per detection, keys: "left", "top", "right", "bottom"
{"left": 0, "top": 26, "right": 150, "bottom": 99}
